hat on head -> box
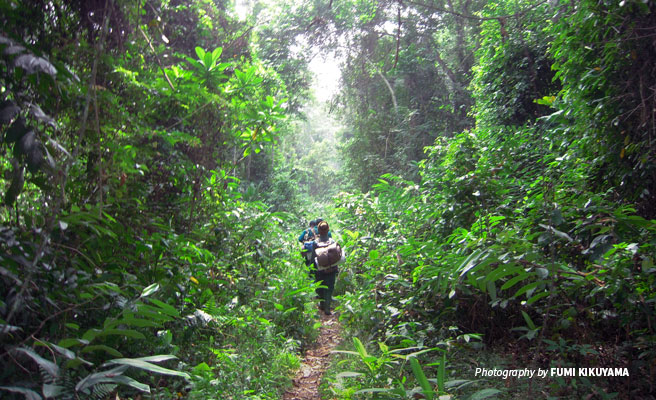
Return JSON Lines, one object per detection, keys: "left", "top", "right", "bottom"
{"left": 318, "top": 221, "right": 329, "bottom": 235}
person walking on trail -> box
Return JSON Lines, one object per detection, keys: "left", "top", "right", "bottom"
{"left": 299, "top": 220, "right": 318, "bottom": 266}
{"left": 310, "top": 220, "right": 343, "bottom": 315}
{"left": 298, "top": 220, "right": 318, "bottom": 243}
{"left": 314, "top": 218, "right": 332, "bottom": 238}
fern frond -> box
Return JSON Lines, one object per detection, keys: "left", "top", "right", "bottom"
{"left": 90, "top": 383, "right": 117, "bottom": 400}
{"left": 184, "top": 309, "right": 215, "bottom": 328}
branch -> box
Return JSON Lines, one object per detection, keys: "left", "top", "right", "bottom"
{"left": 52, "top": 243, "right": 99, "bottom": 269}
{"left": 93, "top": 79, "right": 103, "bottom": 217}
{"left": 223, "top": 26, "right": 254, "bottom": 52}
{"left": 393, "top": 3, "right": 402, "bottom": 69}
{"left": 139, "top": 26, "right": 175, "bottom": 91}
{"left": 72, "top": 1, "right": 112, "bottom": 161}
{"left": 376, "top": 69, "right": 398, "bottom": 113}
{"left": 0, "top": 294, "right": 104, "bottom": 360}
{"left": 434, "top": 50, "right": 467, "bottom": 94}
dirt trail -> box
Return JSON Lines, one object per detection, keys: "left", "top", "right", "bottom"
{"left": 283, "top": 312, "right": 342, "bottom": 400}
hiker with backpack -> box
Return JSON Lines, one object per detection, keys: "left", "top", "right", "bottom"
{"left": 314, "top": 218, "right": 332, "bottom": 238}
{"left": 299, "top": 220, "right": 318, "bottom": 266}
{"left": 298, "top": 220, "right": 318, "bottom": 243}
{"left": 308, "top": 220, "right": 343, "bottom": 315}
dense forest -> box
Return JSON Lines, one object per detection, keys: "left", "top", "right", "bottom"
{"left": 1, "top": 0, "right": 655, "bottom": 399}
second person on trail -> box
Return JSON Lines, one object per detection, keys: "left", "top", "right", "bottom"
{"left": 298, "top": 219, "right": 318, "bottom": 244}
{"left": 309, "top": 220, "right": 343, "bottom": 316}
{"left": 299, "top": 220, "right": 318, "bottom": 267}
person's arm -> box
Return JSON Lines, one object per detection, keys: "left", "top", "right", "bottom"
{"left": 298, "top": 230, "right": 306, "bottom": 242}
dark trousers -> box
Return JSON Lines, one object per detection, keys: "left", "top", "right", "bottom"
{"left": 315, "top": 267, "right": 337, "bottom": 311}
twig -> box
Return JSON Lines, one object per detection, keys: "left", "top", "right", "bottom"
{"left": 0, "top": 294, "right": 102, "bottom": 360}
{"left": 223, "top": 26, "right": 254, "bottom": 52}
{"left": 32, "top": 335, "right": 56, "bottom": 362}
{"left": 93, "top": 79, "right": 103, "bottom": 218}
{"left": 4, "top": 230, "right": 50, "bottom": 328}
{"left": 573, "top": 271, "right": 605, "bottom": 287}
{"left": 434, "top": 49, "right": 467, "bottom": 95}
{"left": 5, "top": 351, "right": 31, "bottom": 375}
{"left": 52, "top": 242, "right": 100, "bottom": 269}
{"left": 138, "top": 26, "right": 175, "bottom": 91}
{"left": 164, "top": 100, "right": 215, "bottom": 130}
{"left": 393, "top": 3, "right": 401, "bottom": 69}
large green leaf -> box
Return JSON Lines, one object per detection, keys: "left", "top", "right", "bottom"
{"left": 13, "top": 347, "right": 59, "bottom": 378}
{"left": 211, "top": 47, "right": 223, "bottom": 64}
{"left": 42, "top": 384, "right": 63, "bottom": 398}
{"left": 195, "top": 47, "right": 206, "bottom": 63}
{"left": 0, "top": 386, "right": 42, "bottom": 400}
{"left": 521, "top": 311, "right": 537, "bottom": 330}
{"left": 514, "top": 281, "right": 543, "bottom": 298}
{"left": 140, "top": 283, "right": 160, "bottom": 297}
{"left": 457, "top": 250, "right": 493, "bottom": 277}
{"left": 107, "top": 375, "right": 151, "bottom": 393}
{"left": 75, "top": 365, "right": 129, "bottom": 393}
{"left": 80, "top": 345, "right": 123, "bottom": 358}
{"left": 500, "top": 273, "right": 530, "bottom": 291}
{"left": 147, "top": 298, "right": 180, "bottom": 317}
{"left": 103, "top": 356, "right": 190, "bottom": 379}
{"left": 410, "top": 357, "right": 434, "bottom": 400}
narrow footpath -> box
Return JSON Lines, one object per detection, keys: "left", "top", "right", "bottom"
{"left": 283, "top": 313, "right": 342, "bottom": 400}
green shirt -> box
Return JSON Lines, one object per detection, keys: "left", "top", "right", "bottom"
{"left": 298, "top": 228, "right": 317, "bottom": 242}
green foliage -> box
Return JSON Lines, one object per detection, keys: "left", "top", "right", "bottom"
{"left": 0, "top": 1, "right": 318, "bottom": 398}
{"left": 281, "top": 0, "right": 485, "bottom": 190}
{"left": 2, "top": 0, "right": 656, "bottom": 399}
{"left": 0, "top": 32, "right": 62, "bottom": 208}
{"left": 322, "top": 3, "right": 656, "bottom": 396}
{"left": 471, "top": 0, "right": 558, "bottom": 127}
{"left": 548, "top": 0, "right": 656, "bottom": 217}
{"left": 327, "top": 333, "right": 498, "bottom": 399}
{"left": 331, "top": 337, "right": 439, "bottom": 399}
{"left": 0, "top": 277, "right": 188, "bottom": 399}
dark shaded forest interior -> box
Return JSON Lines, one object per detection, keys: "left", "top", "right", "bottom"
{"left": 1, "top": 0, "right": 655, "bottom": 399}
